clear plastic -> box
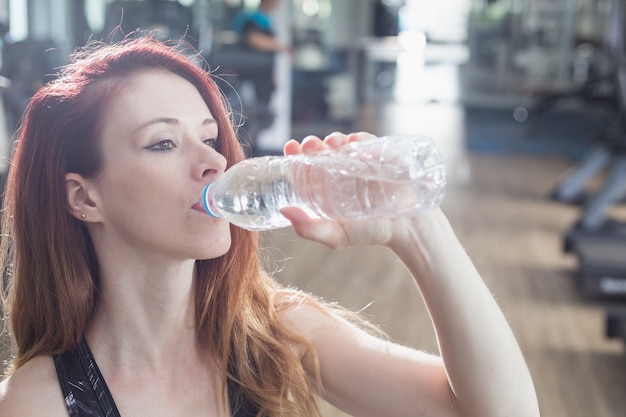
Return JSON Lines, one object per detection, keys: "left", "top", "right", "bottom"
{"left": 200, "top": 135, "right": 447, "bottom": 231}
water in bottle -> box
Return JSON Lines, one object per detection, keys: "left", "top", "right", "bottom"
{"left": 200, "top": 135, "right": 446, "bottom": 231}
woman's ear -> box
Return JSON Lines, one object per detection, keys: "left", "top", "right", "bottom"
{"left": 65, "top": 172, "right": 101, "bottom": 222}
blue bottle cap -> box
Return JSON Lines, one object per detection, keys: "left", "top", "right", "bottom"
{"left": 201, "top": 183, "right": 222, "bottom": 218}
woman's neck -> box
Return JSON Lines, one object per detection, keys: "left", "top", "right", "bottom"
{"left": 85, "top": 258, "right": 199, "bottom": 369}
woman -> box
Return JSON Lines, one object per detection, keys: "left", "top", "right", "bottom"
{"left": 0, "top": 36, "right": 539, "bottom": 417}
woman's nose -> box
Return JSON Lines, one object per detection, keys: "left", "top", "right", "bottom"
{"left": 194, "top": 145, "right": 227, "bottom": 180}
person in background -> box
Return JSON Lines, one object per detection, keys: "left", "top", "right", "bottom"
{"left": 230, "top": 0, "right": 290, "bottom": 109}
{"left": 0, "top": 35, "right": 539, "bottom": 417}
{"left": 224, "top": 0, "right": 291, "bottom": 156}
{"left": 232, "top": 0, "right": 290, "bottom": 55}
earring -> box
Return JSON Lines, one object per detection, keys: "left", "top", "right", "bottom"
{"left": 80, "top": 214, "right": 86, "bottom": 219}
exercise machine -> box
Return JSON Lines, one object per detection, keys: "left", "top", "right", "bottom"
{"left": 564, "top": 61, "right": 626, "bottom": 299}
{"left": 549, "top": 0, "right": 625, "bottom": 205}
{"left": 544, "top": 0, "right": 626, "bottom": 299}
{"left": 606, "top": 305, "right": 626, "bottom": 344}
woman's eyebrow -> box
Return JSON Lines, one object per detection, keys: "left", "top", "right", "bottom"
{"left": 134, "top": 117, "right": 216, "bottom": 132}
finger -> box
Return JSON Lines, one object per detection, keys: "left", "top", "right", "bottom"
{"left": 300, "top": 136, "right": 326, "bottom": 154}
{"left": 347, "top": 131, "right": 378, "bottom": 143}
{"left": 323, "top": 132, "right": 349, "bottom": 148}
{"left": 283, "top": 139, "right": 301, "bottom": 156}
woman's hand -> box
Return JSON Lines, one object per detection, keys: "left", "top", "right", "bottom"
{"left": 281, "top": 131, "right": 414, "bottom": 250}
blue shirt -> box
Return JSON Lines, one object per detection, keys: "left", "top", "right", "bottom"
{"left": 232, "top": 10, "right": 274, "bottom": 37}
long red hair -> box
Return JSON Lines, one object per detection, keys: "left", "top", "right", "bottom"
{"left": 0, "top": 36, "right": 320, "bottom": 416}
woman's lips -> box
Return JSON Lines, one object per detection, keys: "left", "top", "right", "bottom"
{"left": 192, "top": 202, "right": 206, "bottom": 213}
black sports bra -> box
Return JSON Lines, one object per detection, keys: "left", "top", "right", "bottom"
{"left": 53, "top": 339, "right": 258, "bottom": 417}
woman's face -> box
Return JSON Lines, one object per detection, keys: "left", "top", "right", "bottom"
{"left": 88, "top": 69, "right": 231, "bottom": 262}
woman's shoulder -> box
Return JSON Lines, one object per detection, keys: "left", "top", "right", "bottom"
{"left": 0, "top": 355, "right": 67, "bottom": 416}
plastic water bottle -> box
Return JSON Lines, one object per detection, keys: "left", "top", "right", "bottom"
{"left": 200, "top": 135, "right": 446, "bottom": 231}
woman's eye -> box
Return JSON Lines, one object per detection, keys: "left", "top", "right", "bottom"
{"left": 147, "top": 140, "right": 176, "bottom": 151}
{"left": 203, "top": 138, "right": 217, "bottom": 148}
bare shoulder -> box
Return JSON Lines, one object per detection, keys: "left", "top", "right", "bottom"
{"left": 0, "top": 355, "right": 68, "bottom": 416}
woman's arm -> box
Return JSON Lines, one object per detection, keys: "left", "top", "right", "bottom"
{"left": 280, "top": 133, "right": 540, "bottom": 417}
{"left": 389, "top": 209, "right": 538, "bottom": 417}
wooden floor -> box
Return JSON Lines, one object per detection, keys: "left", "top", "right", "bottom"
{"left": 264, "top": 98, "right": 626, "bottom": 416}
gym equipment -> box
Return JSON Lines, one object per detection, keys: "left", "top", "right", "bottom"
{"left": 564, "top": 62, "right": 626, "bottom": 299}
{"left": 561, "top": 0, "right": 626, "bottom": 299}
{"left": 566, "top": 219, "right": 626, "bottom": 297}
{"left": 549, "top": 0, "right": 625, "bottom": 205}
{"left": 605, "top": 306, "right": 626, "bottom": 344}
